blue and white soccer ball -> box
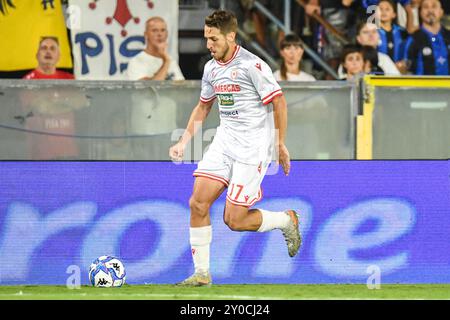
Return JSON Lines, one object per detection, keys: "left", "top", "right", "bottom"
{"left": 89, "top": 255, "right": 126, "bottom": 287}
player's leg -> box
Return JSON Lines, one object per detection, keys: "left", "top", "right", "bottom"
{"left": 189, "top": 176, "right": 226, "bottom": 271}
{"left": 177, "top": 176, "right": 226, "bottom": 287}
{"left": 224, "top": 161, "right": 302, "bottom": 257}
{"left": 177, "top": 142, "right": 231, "bottom": 286}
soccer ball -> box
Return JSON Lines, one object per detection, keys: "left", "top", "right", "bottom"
{"left": 89, "top": 255, "right": 126, "bottom": 287}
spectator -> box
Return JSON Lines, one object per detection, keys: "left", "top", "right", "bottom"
{"left": 127, "top": 16, "right": 184, "bottom": 81}
{"left": 404, "top": 0, "right": 450, "bottom": 75}
{"left": 305, "top": 0, "right": 356, "bottom": 78}
{"left": 355, "top": 21, "right": 401, "bottom": 74}
{"left": 377, "top": 0, "right": 408, "bottom": 65}
{"left": 273, "top": 34, "right": 316, "bottom": 81}
{"left": 341, "top": 44, "right": 365, "bottom": 80}
{"left": 23, "top": 37, "right": 74, "bottom": 80}
{"left": 21, "top": 36, "right": 88, "bottom": 160}
{"left": 127, "top": 16, "right": 182, "bottom": 159}
{"left": 362, "top": 0, "right": 418, "bottom": 34}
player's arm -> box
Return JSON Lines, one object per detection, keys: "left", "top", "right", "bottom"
{"left": 169, "top": 99, "right": 215, "bottom": 160}
{"left": 272, "top": 94, "right": 290, "bottom": 176}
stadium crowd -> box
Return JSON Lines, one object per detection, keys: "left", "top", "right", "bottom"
{"left": 232, "top": 0, "right": 450, "bottom": 80}
{"left": 1, "top": 0, "right": 449, "bottom": 80}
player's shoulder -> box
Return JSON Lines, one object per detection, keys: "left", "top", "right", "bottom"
{"left": 238, "top": 46, "right": 270, "bottom": 71}
{"left": 204, "top": 58, "right": 215, "bottom": 70}
{"left": 202, "top": 58, "right": 216, "bottom": 77}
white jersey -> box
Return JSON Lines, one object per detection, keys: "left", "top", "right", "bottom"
{"left": 200, "top": 45, "right": 282, "bottom": 165}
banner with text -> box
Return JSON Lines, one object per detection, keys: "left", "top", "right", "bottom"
{"left": 68, "top": 0, "right": 178, "bottom": 80}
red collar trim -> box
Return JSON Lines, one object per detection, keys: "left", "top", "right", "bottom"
{"left": 216, "top": 45, "right": 240, "bottom": 66}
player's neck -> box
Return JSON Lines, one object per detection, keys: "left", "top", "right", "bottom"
{"left": 219, "top": 43, "right": 237, "bottom": 63}
{"left": 423, "top": 22, "right": 441, "bottom": 35}
{"left": 37, "top": 65, "right": 56, "bottom": 75}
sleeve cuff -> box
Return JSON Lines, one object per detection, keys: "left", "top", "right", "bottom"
{"left": 200, "top": 95, "right": 216, "bottom": 103}
{"left": 262, "top": 89, "right": 283, "bottom": 105}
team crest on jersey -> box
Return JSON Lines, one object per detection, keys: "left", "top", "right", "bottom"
{"left": 255, "top": 62, "right": 262, "bottom": 71}
{"left": 231, "top": 69, "right": 238, "bottom": 79}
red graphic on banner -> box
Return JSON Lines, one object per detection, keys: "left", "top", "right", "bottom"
{"left": 88, "top": 0, "right": 154, "bottom": 37}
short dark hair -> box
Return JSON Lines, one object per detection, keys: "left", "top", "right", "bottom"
{"left": 205, "top": 10, "right": 238, "bottom": 34}
{"left": 361, "top": 45, "right": 378, "bottom": 66}
{"left": 379, "top": 0, "right": 397, "bottom": 13}
{"left": 341, "top": 44, "right": 363, "bottom": 64}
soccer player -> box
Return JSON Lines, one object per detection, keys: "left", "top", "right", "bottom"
{"left": 169, "top": 10, "right": 302, "bottom": 287}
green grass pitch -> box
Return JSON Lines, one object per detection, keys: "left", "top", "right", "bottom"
{"left": 0, "top": 284, "right": 449, "bottom": 300}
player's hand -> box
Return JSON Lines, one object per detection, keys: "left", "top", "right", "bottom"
{"left": 277, "top": 143, "right": 291, "bottom": 176}
{"left": 169, "top": 142, "right": 185, "bottom": 162}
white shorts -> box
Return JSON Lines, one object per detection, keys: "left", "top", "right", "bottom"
{"left": 193, "top": 144, "right": 270, "bottom": 207}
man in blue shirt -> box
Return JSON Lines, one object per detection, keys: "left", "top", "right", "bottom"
{"left": 404, "top": 0, "right": 450, "bottom": 75}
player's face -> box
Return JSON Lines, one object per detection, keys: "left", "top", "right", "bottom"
{"left": 145, "top": 19, "right": 168, "bottom": 46}
{"left": 357, "top": 24, "right": 380, "bottom": 48}
{"left": 280, "top": 44, "right": 304, "bottom": 65}
{"left": 378, "top": 1, "right": 396, "bottom": 23}
{"left": 36, "top": 38, "right": 60, "bottom": 67}
{"left": 420, "top": 0, "right": 443, "bottom": 25}
{"left": 344, "top": 52, "right": 364, "bottom": 76}
{"left": 204, "top": 26, "right": 232, "bottom": 61}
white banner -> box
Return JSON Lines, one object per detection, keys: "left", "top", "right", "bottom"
{"left": 68, "top": 0, "right": 178, "bottom": 80}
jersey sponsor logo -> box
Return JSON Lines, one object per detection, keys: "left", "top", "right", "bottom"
{"left": 219, "top": 110, "right": 239, "bottom": 117}
{"left": 214, "top": 84, "right": 241, "bottom": 93}
{"left": 217, "top": 93, "right": 235, "bottom": 106}
{"left": 422, "top": 47, "right": 432, "bottom": 56}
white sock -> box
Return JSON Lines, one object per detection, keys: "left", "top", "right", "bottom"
{"left": 190, "top": 225, "right": 212, "bottom": 274}
{"left": 257, "top": 209, "right": 290, "bottom": 232}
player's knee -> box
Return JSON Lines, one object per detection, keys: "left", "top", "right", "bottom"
{"left": 223, "top": 211, "right": 245, "bottom": 231}
{"left": 189, "top": 196, "right": 210, "bottom": 217}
